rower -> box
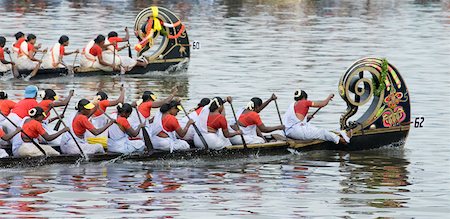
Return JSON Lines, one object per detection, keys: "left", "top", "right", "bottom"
{"left": 107, "top": 103, "right": 146, "bottom": 154}
{"left": 86, "top": 88, "right": 124, "bottom": 147}
{"left": 17, "top": 34, "right": 46, "bottom": 71}
{"left": 106, "top": 28, "right": 147, "bottom": 73}
{"left": 17, "top": 107, "right": 68, "bottom": 157}
{"left": 60, "top": 99, "right": 113, "bottom": 155}
{"left": 38, "top": 89, "right": 74, "bottom": 144}
{"left": 283, "top": 90, "right": 351, "bottom": 144}
{"left": 80, "top": 35, "right": 120, "bottom": 71}
{"left": 193, "top": 97, "right": 241, "bottom": 150}
{"left": 0, "top": 90, "right": 16, "bottom": 123}
{"left": 150, "top": 100, "right": 193, "bottom": 152}
{"left": 0, "top": 126, "right": 21, "bottom": 157}
{"left": 180, "top": 98, "right": 210, "bottom": 141}
{"left": 42, "top": 35, "right": 79, "bottom": 69}
{"left": 0, "top": 36, "right": 18, "bottom": 75}
{"left": 230, "top": 95, "right": 284, "bottom": 145}
{"left": 12, "top": 32, "right": 26, "bottom": 61}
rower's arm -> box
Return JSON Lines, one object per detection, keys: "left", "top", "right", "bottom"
{"left": 108, "top": 87, "right": 125, "bottom": 106}
{"left": 52, "top": 90, "right": 74, "bottom": 107}
{"left": 123, "top": 27, "right": 130, "bottom": 41}
{"left": 90, "top": 120, "right": 115, "bottom": 136}
{"left": 42, "top": 128, "right": 69, "bottom": 141}
{"left": 257, "top": 123, "right": 284, "bottom": 133}
{"left": 1, "top": 59, "right": 12, "bottom": 65}
{"left": 125, "top": 124, "right": 144, "bottom": 138}
{"left": 98, "top": 55, "right": 115, "bottom": 68}
{"left": 176, "top": 120, "right": 193, "bottom": 138}
{"left": 47, "top": 116, "right": 60, "bottom": 124}
{"left": 1, "top": 128, "right": 21, "bottom": 141}
{"left": 311, "top": 94, "right": 334, "bottom": 108}
{"left": 152, "top": 86, "right": 178, "bottom": 108}
{"left": 255, "top": 94, "right": 276, "bottom": 113}
{"left": 222, "top": 128, "right": 240, "bottom": 138}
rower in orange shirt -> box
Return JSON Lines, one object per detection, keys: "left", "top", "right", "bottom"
{"left": 16, "top": 34, "right": 46, "bottom": 71}
{"left": 0, "top": 90, "right": 16, "bottom": 122}
{"left": 0, "top": 36, "right": 18, "bottom": 76}
{"left": 12, "top": 32, "right": 26, "bottom": 61}
{"left": 106, "top": 28, "right": 147, "bottom": 73}
{"left": 0, "top": 126, "right": 21, "bottom": 157}
{"left": 180, "top": 98, "right": 210, "bottom": 141}
{"left": 42, "top": 35, "right": 79, "bottom": 69}
{"left": 80, "top": 35, "right": 120, "bottom": 72}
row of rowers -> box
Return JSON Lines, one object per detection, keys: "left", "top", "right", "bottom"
{"left": 0, "top": 28, "right": 147, "bottom": 75}
{"left": 0, "top": 85, "right": 352, "bottom": 158}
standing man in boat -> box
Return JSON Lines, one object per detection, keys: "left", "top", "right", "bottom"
{"left": 194, "top": 97, "right": 241, "bottom": 150}
{"left": 17, "top": 34, "right": 46, "bottom": 72}
{"left": 80, "top": 35, "right": 120, "bottom": 71}
{"left": 42, "top": 35, "right": 79, "bottom": 69}
{"left": 60, "top": 99, "right": 114, "bottom": 155}
{"left": 108, "top": 103, "right": 146, "bottom": 154}
{"left": 150, "top": 100, "right": 193, "bottom": 152}
{"left": 230, "top": 95, "right": 285, "bottom": 145}
{"left": 17, "top": 107, "right": 68, "bottom": 157}
{"left": 283, "top": 90, "right": 351, "bottom": 144}
{"left": 0, "top": 36, "right": 18, "bottom": 76}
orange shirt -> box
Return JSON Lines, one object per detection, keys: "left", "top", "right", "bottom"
{"left": 27, "top": 43, "right": 35, "bottom": 52}
{"left": 108, "top": 37, "right": 123, "bottom": 49}
{"left": 11, "top": 98, "right": 38, "bottom": 119}
{"left": 0, "top": 99, "right": 16, "bottom": 116}
{"left": 93, "top": 100, "right": 110, "bottom": 117}
{"left": 208, "top": 114, "right": 228, "bottom": 131}
{"left": 14, "top": 38, "right": 25, "bottom": 50}
{"left": 22, "top": 119, "right": 46, "bottom": 139}
{"left": 117, "top": 116, "right": 131, "bottom": 130}
{"left": 0, "top": 47, "right": 4, "bottom": 60}
{"left": 239, "top": 111, "right": 263, "bottom": 127}
{"left": 162, "top": 114, "right": 180, "bottom": 132}
{"left": 138, "top": 101, "right": 153, "bottom": 118}
{"left": 294, "top": 100, "right": 313, "bottom": 117}
{"left": 38, "top": 99, "right": 53, "bottom": 119}
{"left": 73, "top": 114, "right": 95, "bottom": 136}
{"left": 59, "top": 45, "right": 65, "bottom": 57}
{"left": 89, "top": 44, "right": 102, "bottom": 57}
{"left": 0, "top": 128, "right": 5, "bottom": 138}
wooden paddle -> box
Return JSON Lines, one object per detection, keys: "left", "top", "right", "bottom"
{"left": 127, "top": 40, "right": 132, "bottom": 58}
{"left": 274, "top": 99, "right": 287, "bottom": 137}
{"left": 179, "top": 103, "right": 209, "bottom": 150}
{"left": 6, "top": 50, "right": 19, "bottom": 78}
{"left": 307, "top": 107, "right": 322, "bottom": 122}
{"left": 54, "top": 90, "right": 74, "bottom": 131}
{"left": 0, "top": 111, "right": 47, "bottom": 156}
{"left": 135, "top": 107, "right": 153, "bottom": 151}
{"left": 51, "top": 106, "right": 87, "bottom": 159}
{"left": 229, "top": 100, "right": 247, "bottom": 149}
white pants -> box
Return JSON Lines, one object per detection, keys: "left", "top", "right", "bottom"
{"left": 16, "top": 56, "right": 39, "bottom": 70}
{"left": 17, "top": 142, "right": 60, "bottom": 157}
{"left": 0, "top": 63, "right": 12, "bottom": 73}
{"left": 151, "top": 136, "right": 190, "bottom": 152}
{"left": 107, "top": 137, "right": 145, "bottom": 154}
{"left": 286, "top": 123, "right": 340, "bottom": 144}
{"left": 60, "top": 133, "right": 105, "bottom": 155}
{"left": 0, "top": 149, "right": 8, "bottom": 158}
{"left": 230, "top": 134, "right": 265, "bottom": 145}
{"left": 193, "top": 132, "right": 231, "bottom": 150}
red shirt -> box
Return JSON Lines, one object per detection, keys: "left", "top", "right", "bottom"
{"left": 93, "top": 100, "right": 110, "bottom": 117}
{"left": 14, "top": 38, "right": 25, "bottom": 49}
{"left": 138, "top": 101, "right": 153, "bottom": 118}
{"left": 0, "top": 47, "right": 4, "bottom": 60}
{"left": 108, "top": 37, "right": 124, "bottom": 49}
{"left": 73, "top": 114, "right": 95, "bottom": 136}
{"left": 116, "top": 116, "right": 131, "bottom": 130}
{"left": 0, "top": 99, "right": 16, "bottom": 116}
{"left": 11, "top": 98, "right": 38, "bottom": 119}
{"left": 239, "top": 111, "right": 263, "bottom": 127}
{"left": 22, "top": 119, "right": 46, "bottom": 139}
{"left": 294, "top": 100, "right": 313, "bottom": 117}
{"left": 208, "top": 114, "right": 228, "bottom": 131}
{"left": 89, "top": 44, "right": 103, "bottom": 57}
{"left": 27, "top": 43, "right": 35, "bottom": 52}
{"left": 59, "top": 45, "right": 65, "bottom": 57}
{"left": 162, "top": 114, "right": 180, "bottom": 132}
{"left": 0, "top": 128, "right": 5, "bottom": 138}
{"left": 38, "top": 99, "right": 53, "bottom": 119}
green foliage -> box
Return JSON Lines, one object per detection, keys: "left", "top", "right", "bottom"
{"left": 373, "top": 58, "right": 388, "bottom": 96}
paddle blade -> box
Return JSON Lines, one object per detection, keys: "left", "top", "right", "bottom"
{"left": 142, "top": 127, "right": 153, "bottom": 151}
{"left": 53, "top": 120, "right": 62, "bottom": 131}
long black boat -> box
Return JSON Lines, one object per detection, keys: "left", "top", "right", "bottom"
{"left": 0, "top": 57, "right": 411, "bottom": 168}
{"left": 14, "top": 6, "right": 190, "bottom": 80}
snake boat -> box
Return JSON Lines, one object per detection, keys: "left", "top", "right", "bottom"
{"left": 11, "top": 6, "right": 190, "bottom": 80}
{"left": 0, "top": 58, "right": 411, "bottom": 168}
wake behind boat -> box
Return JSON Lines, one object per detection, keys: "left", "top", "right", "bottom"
{"left": 0, "top": 58, "right": 411, "bottom": 168}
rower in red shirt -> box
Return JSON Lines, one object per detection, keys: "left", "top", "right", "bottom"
{"left": 0, "top": 91, "right": 16, "bottom": 117}
{"left": 136, "top": 86, "right": 178, "bottom": 119}
{"left": 106, "top": 28, "right": 147, "bottom": 73}
{"left": 38, "top": 89, "right": 73, "bottom": 122}
{"left": 180, "top": 98, "right": 210, "bottom": 141}
{"left": 0, "top": 36, "right": 18, "bottom": 75}
{"left": 80, "top": 35, "right": 120, "bottom": 71}
{"left": 193, "top": 97, "right": 241, "bottom": 150}
{"left": 16, "top": 34, "right": 46, "bottom": 76}
{"left": 16, "top": 107, "right": 67, "bottom": 157}
{"left": 230, "top": 94, "right": 284, "bottom": 145}
{"left": 42, "top": 35, "right": 79, "bottom": 69}
{"left": 10, "top": 85, "right": 39, "bottom": 119}
{"left": 150, "top": 100, "right": 193, "bottom": 152}
{"left": 60, "top": 99, "right": 114, "bottom": 155}
{"left": 0, "top": 126, "right": 21, "bottom": 157}
{"left": 12, "top": 32, "right": 26, "bottom": 57}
